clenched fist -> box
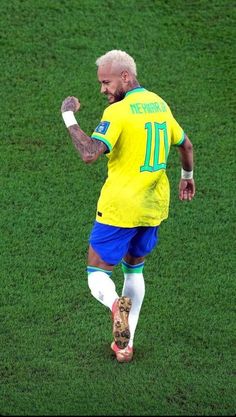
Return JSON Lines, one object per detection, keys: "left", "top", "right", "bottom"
{"left": 61, "top": 96, "right": 81, "bottom": 113}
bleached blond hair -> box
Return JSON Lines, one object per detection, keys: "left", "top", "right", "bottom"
{"left": 96, "top": 50, "right": 137, "bottom": 77}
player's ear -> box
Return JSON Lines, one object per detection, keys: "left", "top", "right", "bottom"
{"left": 121, "top": 70, "right": 129, "bottom": 82}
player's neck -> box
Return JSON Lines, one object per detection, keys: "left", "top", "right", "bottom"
{"left": 126, "top": 80, "right": 140, "bottom": 93}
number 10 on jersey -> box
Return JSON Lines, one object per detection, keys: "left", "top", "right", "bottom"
{"left": 140, "top": 122, "right": 169, "bottom": 172}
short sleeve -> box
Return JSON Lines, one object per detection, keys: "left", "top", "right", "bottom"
{"left": 170, "top": 112, "right": 185, "bottom": 146}
{"left": 91, "top": 105, "right": 122, "bottom": 153}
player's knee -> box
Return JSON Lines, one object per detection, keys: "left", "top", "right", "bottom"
{"left": 124, "top": 253, "right": 145, "bottom": 265}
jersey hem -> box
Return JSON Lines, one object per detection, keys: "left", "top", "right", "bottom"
{"left": 95, "top": 217, "right": 164, "bottom": 228}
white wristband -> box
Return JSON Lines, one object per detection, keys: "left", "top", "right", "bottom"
{"left": 62, "top": 111, "right": 78, "bottom": 128}
{"left": 181, "top": 168, "right": 193, "bottom": 180}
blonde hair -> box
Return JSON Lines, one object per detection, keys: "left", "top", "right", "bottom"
{"left": 96, "top": 50, "right": 137, "bottom": 77}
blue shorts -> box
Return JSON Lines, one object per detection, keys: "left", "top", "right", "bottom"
{"left": 89, "top": 221, "right": 159, "bottom": 265}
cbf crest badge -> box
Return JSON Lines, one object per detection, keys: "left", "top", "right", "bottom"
{"left": 95, "top": 121, "right": 110, "bottom": 135}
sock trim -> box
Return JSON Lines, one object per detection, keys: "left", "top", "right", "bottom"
{"left": 87, "top": 266, "right": 112, "bottom": 276}
{"left": 121, "top": 260, "right": 144, "bottom": 274}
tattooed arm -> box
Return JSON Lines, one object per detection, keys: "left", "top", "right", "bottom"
{"left": 61, "top": 96, "right": 107, "bottom": 164}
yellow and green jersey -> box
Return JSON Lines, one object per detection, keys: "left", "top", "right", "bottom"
{"left": 91, "top": 87, "right": 184, "bottom": 227}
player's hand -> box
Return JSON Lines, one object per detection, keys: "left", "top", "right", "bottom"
{"left": 179, "top": 179, "right": 195, "bottom": 201}
{"left": 61, "top": 96, "right": 80, "bottom": 113}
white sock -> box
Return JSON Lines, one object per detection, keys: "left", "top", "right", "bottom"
{"left": 122, "top": 272, "right": 145, "bottom": 348}
{"left": 88, "top": 270, "right": 118, "bottom": 310}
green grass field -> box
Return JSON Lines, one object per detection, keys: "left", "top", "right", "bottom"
{"left": 0, "top": 0, "right": 235, "bottom": 415}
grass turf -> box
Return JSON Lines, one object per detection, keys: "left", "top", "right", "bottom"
{"left": 0, "top": 0, "right": 235, "bottom": 415}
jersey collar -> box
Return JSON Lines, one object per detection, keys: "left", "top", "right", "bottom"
{"left": 125, "top": 87, "right": 146, "bottom": 97}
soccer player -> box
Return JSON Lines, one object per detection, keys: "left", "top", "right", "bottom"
{"left": 61, "top": 50, "right": 195, "bottom": 363}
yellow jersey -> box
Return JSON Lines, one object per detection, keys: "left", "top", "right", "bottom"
{"left": 91, "top": 87, "right": 184, "bottom": 227}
